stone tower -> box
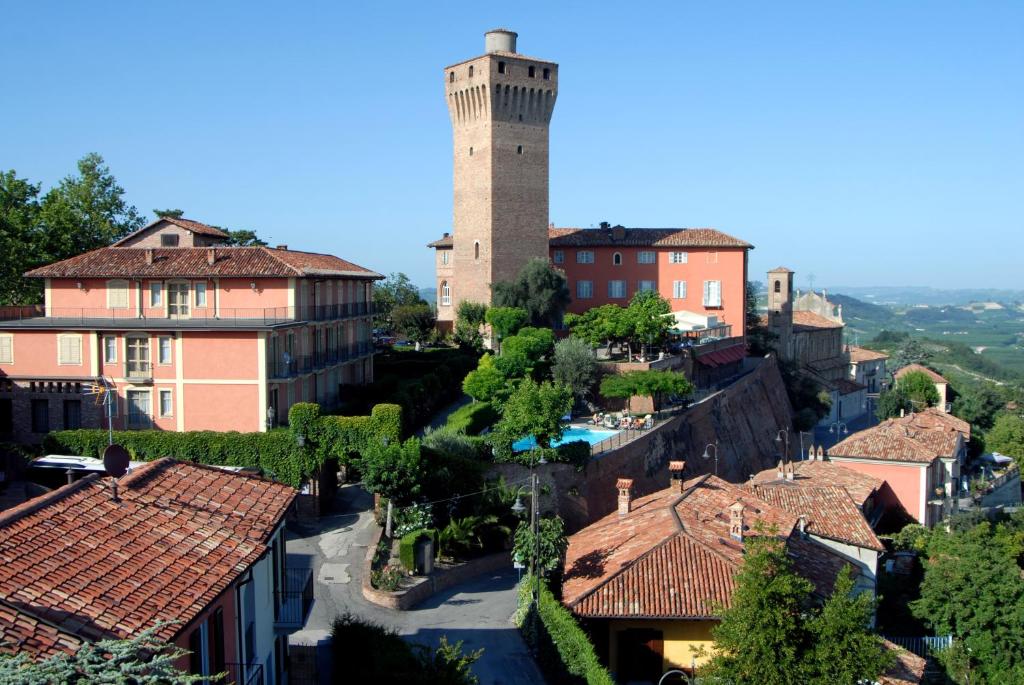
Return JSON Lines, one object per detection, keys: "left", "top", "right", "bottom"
{"left": 767, "top": 267, "right": 794, "bottom": 360}
{"left": 439, "top": 29, "right": 558, "bottom": 322}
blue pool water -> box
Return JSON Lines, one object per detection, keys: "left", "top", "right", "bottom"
{"left": 512, "top": 426, "right": 620, "bottom": 452}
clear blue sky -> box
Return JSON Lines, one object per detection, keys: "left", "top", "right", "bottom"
{"left": 2, "top": 2, "right": 1021, "bottom": 291}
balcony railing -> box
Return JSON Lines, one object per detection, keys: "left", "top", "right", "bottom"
{"left": 125, "top": 361, "right": 152, "bottom": 381}
{"left": 0, "top": 303, "right": 379, "bottom": 327}
{"left": 224, "top": 662, "right": 264, "bottom": 685}
{"left": 275, "top": 567, "right": 313, "bottom": 627}
{"left": 268, "top": 343, "right": 375, "bottom": 379}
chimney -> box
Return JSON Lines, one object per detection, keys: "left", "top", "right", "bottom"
{"left": 669, "top": 460, "right": 686, "bottom": 493}
{"left": 611, "top": 225, "right": 626, "bottom": 240}
{"left": 777, "top": 459, "right": 785, "bottom": 480}
{"left": 276, "top": 244, "right": 288, "bottom": 251}
{"left": 816, "top": 445, "right": 825, "bottom": 461}
{"left": 729, "top": 502, "right": 745, "bottom": 542}
{"left": 145, "top": 248, "right": 154, "bottom": 265}
{"left": 207, "top": 248, "right": 216, "bottom": 266}
{"left": 900, "top": 408, "right": 906, "bottom": 418}
{"left": 785, "top": 462, "right": 795, "bottom": 481}
{"left": 616, "top": 478, "right": 634, "bottom": 518}
{"left": 797, "top": 514, "right": 808, "bottom": 537}
{"left": 443, "top": 232, "right": 450, "bottom": 237}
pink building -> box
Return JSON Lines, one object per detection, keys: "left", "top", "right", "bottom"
{"left": 0, "top": 218, "right": 381, "bottom": 440}
{"left": 549, "top": 226, "right": 751, "bottom": 339}
{"left": 827, "top": 409, "right": 970, "bottom": 527}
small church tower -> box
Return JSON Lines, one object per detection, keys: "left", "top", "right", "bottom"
{"left": 436, "top": 29, "right": 558, "bottom": 324}
{"left": 767, "top": 267, "right": 794, "bottom": 360}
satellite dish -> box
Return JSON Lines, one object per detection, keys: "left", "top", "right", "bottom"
{"left": 103, "top": 444, "right": 130, "bottom": 478}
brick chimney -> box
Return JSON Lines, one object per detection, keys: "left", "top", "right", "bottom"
{"left": 797, "top": 514, "right": 808, "bottom": 537}
{"left": 669, "top": 460, "right": 686, "bottom": 493}
{"left": 785, "top": 462, "right": 795, "bottom": 481}
{"left": 206, "top": 248, "right": 216, "bottom": 266}
{"left": 145, "top": 248, "right": 154, "bottom": 265}
{"left": 729, "top": 502, "right": 745, "bottom": 542}
{"left": 777, "top": 459, "right": 785, "bottom": 479}
{"left": 616, "top": 478, "right": 634, "bottom": 518}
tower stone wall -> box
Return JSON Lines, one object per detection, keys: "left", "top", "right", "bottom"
{"left": 767, "top": 267, "right": 794, "bottom": 360}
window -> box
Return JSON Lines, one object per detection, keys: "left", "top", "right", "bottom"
{"left": 498, "top": 61, "right": 506, "bottom": 74}
{"left": 126, "top": 336, "right": 150, "bottom": 377}
{"left": 150, "top": 282, "right": 162, "bottom": 307}
{"left": 576, "top": 280, "right": 593, "bottom": 299}
{"left": 0, "top": 334, "right": 11, "bottom": 364}
{"left": 638, "top": 280, "right": 656, "bottom": 292}
{"left": 441, "top": 250, "right": 449, "bottom": 265}
{"left": 608, "top": 280, "right": 627, "bottom": 299}
{"left": 160, "top": 234, "right": 179, "bottom": 247}
{"left": 469, "top": 147, "right": 473, "bottom": 156}
{"left": 637, "top": 251, "right": 656, "bottom": 264}
{"left": 63, "top": 400, "right": 81, "bottom": 430}
{"left": 194, "top": 282, "right": 207, "bottom": 307}
{"left": 774, "top": 280, "right": 781, "bottom": 293}
{"left": 127, "top": 390, "right": 151, "bottom": 428}
{"left": 107, "top": 279, "right": 129, "bottom": 309}
{"left": 167, "top": 282, "right": 190, "bottom": 317}
{"left": 57, "top": 334, "right": 82, "bottom": 365}
{"left": 528, "top": 66, "right": 535, "bottom": 77}
{"left": 576, "top": 250, "right": 594, "bottom": 264}
{"left": 159, "top": 389, "right": 173, "bottom": 417}
{"left": 673, "top": 280, "right": 688, "bottom": 299}
{"left": 703, "top": 280, "right": 722, "bottom": 307}
{"left": 210, "top": 609, "right": 226, "bottom": 677}
{"left": 552, "top": 250, "right": 564, "bottom": 264}
{"left": 669, "top": 251, "right": 688, "bottom": 264}
{"left": 103, "top": 336, "right": 117, "bottom": 363}
{"left": 706, "top": 251, "right": 719, "bottom": 264}
{"left": 31, "top": 399, "right": 49, "bottom": 434}
{"left": 517, "top": 145, "right": 523, "bottom": 154}
{"left": 543, "top": 67, "right": 550, "bottom": 79}
{"left": 468, "top": 65, "right": 474, "bottom": 78}
{"left": 158, "top": 336, "right": 172, "bottom": 364}
{"left": 440, "top": 281, "right": 451, "bottom": 307}
{"left": 612, "top": 252, "right": 622, "bottom": 266}
{"left": 474, "top": 241, "right": 480, "bottom": 260}
{"left": 449, "top": 71, "right": 455, "bottom": 83}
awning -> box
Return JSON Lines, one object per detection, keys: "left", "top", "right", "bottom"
{"left": 695, "top": 344, "right": 746, "bottom": 368}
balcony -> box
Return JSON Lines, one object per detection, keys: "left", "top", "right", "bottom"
{"left": 0, "top": 302, "right": 379, "bottom": 330}
{"left": 268, "top": 343, "right": 375, "bottom": 379}
{"left": 124, "top": 361, "right": 152, "bottom": 382}
{"left": 224, "top": 662, "right": 264, "bottom": 685}
{"left": 275, "top": 567, "right": 313, "bottom": 628}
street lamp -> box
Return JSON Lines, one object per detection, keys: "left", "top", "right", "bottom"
{"left": 829, "top": 421, "right": 849, "bottom": 438}
{"left": 774, "top": 429, "right": 790, "bottom": 463}
{"left": 701, "top": 442, "right": 719, "bottom": 476}
{"left": 798, "top": 431, "right": 813, "bottom": 460}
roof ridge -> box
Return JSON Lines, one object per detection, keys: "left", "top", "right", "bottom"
{"left": 0, "top": 474, "right": 100, "bottom": 527}
{"left": 258, "top": 245, "right": 304, "bottom": 275}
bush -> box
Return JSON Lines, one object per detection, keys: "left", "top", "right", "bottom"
{"left": 492, "top": 440, "right": 591, "bottom": 470}
{"left": 423, "top": 426, "right": 487, "bottom": 462}
{"left": 370, "top": 564, "right": 404, "bottom": 591}
{"left": 514, "top": 576, "right": 614, "bottom": 685}
{"left": 399, "top": 529, "right": 438, "bottom": 573}
{"left": 445, "top": 402, "right": 499, "bottom": 436}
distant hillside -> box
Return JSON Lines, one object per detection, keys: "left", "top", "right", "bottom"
{"left": 826, "top": 285, "right": 1024, "bottom": 307}
{"left": 419, "top": 287, "right": 436, "bottom": 306}
{"left": 830, "top": 293, "right": 901, "bottom": 337}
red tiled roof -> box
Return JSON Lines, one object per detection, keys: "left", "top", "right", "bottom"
{"left": 695, "top": 344, "right": 746, "bottom": 368}
{"left": 792, "top": 310, "right": 843, "bottom": 330}
{"left": 427, "top": 234, "right": 453, "bottom": 248}
{"left": 0, "top": 459, "right": 295, "bottom": 656}
{"left": 750, "top": 460, "right": 883, "bottom": 509}
{"left": 562, "top": 476, "right": 853, "bottom": 619}
{"left": 829, "top": 409, "right": 966, "bottom": 463}
{"left": 849, "top": 346, "right": 889, "bottom": 363}
{"left": 895, "top": 363, "right": 948, "bottom": 384}
{"left": 743, "top": 483, "right": 884, "bottom": 551}
{"left": 0, "top": 600, "right": 83, "bottom": 659}
{"left": 25, "top": 246, "right": 382, "bottom": 280}
{"left": 548, "top": 226, "right": 753, "bottom": 249}
{"left": 112, "top": 217, "right": 230, "bottom": 246}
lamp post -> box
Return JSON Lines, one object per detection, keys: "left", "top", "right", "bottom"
{"left": 774, "top": 429, "right": 790, "bottom": 464}
{"left": 829, "top": 421, "right": 849, "bottom": 438}
{"left": 514, "top": 447, "right": 547, "bottom": 608}
{"left": 798, "top": 431, "right": 813, "bottom": 460}
{"left": 701, "top": 442, "right": 719, "bottom": 476}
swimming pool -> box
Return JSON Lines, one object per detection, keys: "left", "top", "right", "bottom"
{"left": 512, "top": 426, "right": 620, "bottom": 452}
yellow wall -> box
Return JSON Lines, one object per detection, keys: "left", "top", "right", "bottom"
{"left": 607, "top": 618, "right": 718, "bottom": 675}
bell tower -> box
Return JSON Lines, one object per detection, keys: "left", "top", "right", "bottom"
{"left": 439, "top": 29, "right": 558, "bottom": 322}
{"left": 767, "top": 267, "right": 794, "bottom": 360}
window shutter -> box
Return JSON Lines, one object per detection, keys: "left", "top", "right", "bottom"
{"left": 0, "top": 336, "right": 11, "bottom": 363}
{"left": 108, "top": 280, "right": 128, "bottom": 308}
{"left": 704, "top": 281, "right": 711, "bottom": 305}
{"left": 59, "top": 336, "right": 81, "bottom": 365}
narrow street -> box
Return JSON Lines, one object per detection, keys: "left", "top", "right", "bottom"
{"left": 285, "top": 484, "right": 545, "bottom": 685}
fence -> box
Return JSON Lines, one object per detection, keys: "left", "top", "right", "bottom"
{"left": 275, "top": 567, "right": 314, "bottom": 627}
{"left": 225, "top": 662, "right": 264, "bottom": 685}
{"left": 884, "top": 634, "right": 953, "bottom": 658}
{"left": 0, "top": 302, "right": 378, "bottom": 326}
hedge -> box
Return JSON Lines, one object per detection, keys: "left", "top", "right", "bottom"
{"left": 44, "top": 402, "right": 403, "bottom": 489}
{"left": 444, "top": 401, "right": 499, "bottom": 436}
{"left": 493, "top": 440, "right": 592, "bottom": 470}
{"left": 514, "top": 575, "right": 615, "bottom": 685}
{"left": 398, "top": 528, "right": 438, "bottom": 573}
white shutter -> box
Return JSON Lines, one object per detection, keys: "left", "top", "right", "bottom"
{"left": 0, "top": 335, "right": 12, "bottom": 364}
{"left": 58, "top": 335, "right": 81, "bottom": 365}
{"left": 107, "top": 280, "right": 129, "bottom": 308}
{"left": 703, "top": 281, "right": 711, "bottom": 306}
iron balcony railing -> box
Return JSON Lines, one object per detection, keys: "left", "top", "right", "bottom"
{"left": 268, "top": 343, "right": 375, "bottom": 378}
{"left": 124, "top": 361, "right": 152, "bottom": 381}
{"left": 0, "top": 302, "right": 379, "bottom": 327}
{"left": 224, "top": 662, "right": 264, "bottom": 685}
{"left": 275, "top": 567, "right": 313, "bottom": 627}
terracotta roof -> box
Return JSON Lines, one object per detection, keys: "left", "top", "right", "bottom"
{"left": 879, "top": 640, "right": 927, "bottom": 685}
{"left": 562, "top": 476, "right": 852, "bottom": 619}
{"left": 829, "top": 409, "right": 966, "bottom": 463}
{"left": 792, "top": 310, "right": 843, "bottom": 330}
{"left": 427, "top": 234, "right": 454, "bottom": 248}
{"left": 769, "top": 266, "right": 794, "bottom": 273}
{"left": 895, "top": 363, "right": 948, "bottom": 384}
{"left": 548, "top": 227, "right": 753, "bottom": 249}
{"left": 0, "top": 459, "right": 295, "bottom": 656}
{"left": 0, "top": 600, "right": 83, "bottom": 658}
{"left": 833, "top": 378, "right": 867, "bottom": 395}
{"left": 743, "top": 483, "right": 884, "bottom": 551}
{"left": 112, "top": 217, "right": 230, "bottom": 246}
{"left": 750, "top": 460, "right": 883, "bottom": 509}
{"left": 25, "top": 246, "right": 382, "bottom": 280}
{"left": 849, "top": 346, "right": 889, "bottom": 363}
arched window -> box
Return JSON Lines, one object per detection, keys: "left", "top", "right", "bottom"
{"left": 449, "top": 72, "right": 455, "bottom": 83}
{"left": 474, "top": 241, "right": 480, "bottom": 260}
{"left": 468, "top": 65, "right": 474, "bottom": 77}
{"left": 543, "top": 67, "right": 550, "bottom": 80}
{"left": 774, "top": 280, "right": 781, "bottom": 293}
{"left": 612, "top": 252, "right": 622, "bottom": 266}
{"left": 469, "top": 147, "right": 473, "bottom": 156}
{"left": 440, "top": 281, "right": 451, "bottom": 307}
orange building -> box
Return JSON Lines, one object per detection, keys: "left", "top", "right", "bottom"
{"left": 549, "top": 226, "right": 751, "bottom": 339}
{"left": 0, "top": 217, "right": 381, "bottom": 440}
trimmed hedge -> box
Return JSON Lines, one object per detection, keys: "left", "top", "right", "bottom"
{"left": 515, "top": 575, "right": 615, "bottom": 685}
{"left": 445, "top": 401, "right": 499, "bottom": 436}
{"left": 398, "top": 528, "right": 438, "bottom": 573}
{"left": 44, "top": 402, "right": 403, "bottom": 489}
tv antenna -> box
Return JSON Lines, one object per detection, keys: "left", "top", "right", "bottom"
{"left": 103, "top": 444, "right": 130, "bottom": 502}
{"left": 84, "top": 377, "right": 115, "bottom": 446}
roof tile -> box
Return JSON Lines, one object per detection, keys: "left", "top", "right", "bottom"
{"left": 548, "top": 226, "right": 752, "bottom": 249}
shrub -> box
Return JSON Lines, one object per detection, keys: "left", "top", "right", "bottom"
{"left": 399, "top": 529, "right": 438, "bottom": 573}
{"left": 444, "top": 402, "right": 499, "bottom": 436}
{"left": 423, "top": 426, "right": 485, "bottom": 462}
{"left": 515, "top": 576, "right": 614, "bottom": 685}
{"left": 370, "top": 564, "right": 404, "bottom": 591}
{"left": 491, "top": 440, "right": 591, "bottom": 470}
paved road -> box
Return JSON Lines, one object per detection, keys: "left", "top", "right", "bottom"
{"left": 286, "top": 484, "right": 544, "bottom": 685}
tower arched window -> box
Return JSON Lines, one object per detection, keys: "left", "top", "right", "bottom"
{"left": 468, "top": 65, "right": 474, "bottom": 78}
{"left": 774, "top": 280, "right": 781, "bottom": 293}
{"left": 449, "top": 72, "right": 455, "bottom": 83}
{"left": 612, "top": 252, "right": 622, "bottom": 266}
{"left": 543, "top": 67, "right": 550, "bottom": 80}
{"left": 440, "top": 281, "right": 451, "bottom": 307}
{"left": 474, "top": 241, "right": 480, "bottom": 260}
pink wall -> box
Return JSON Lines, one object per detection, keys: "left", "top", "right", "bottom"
{"left": 172, "top": 584, "right": 239, "bottom": 674}
{"left": 831, "top": 459, "right": 930, "bottom": 524}
{"left": 50, "top": 278, "right": 137, "bottom": 313}
{"left": 218, "top": 278, "right": 290, "bottom": 310}
{"left": 554, "top": 246, "right": 747, "bottom": 337}
{"left": 0, "top": 330, "right": 95, "bottom": 377}
{"left": 184, "top": 383, "right": 260, "bottom": 432}
{"left": 182, "top": 332, "right": 258, "bottom": 380}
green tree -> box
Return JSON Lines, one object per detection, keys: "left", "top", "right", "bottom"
{"left": 485, "top": 306, "right": 529, "bottom": 350}
{"left": 626, "top": 290, "right": 672, "bottom": 357}
{"left": 360, "top": 438, "right": 423, "bottom": 537}
{"left": 0, "top": 170, "right": 42, "bottom": 305}
{"left": 599, "top": 370, "right": 692, "bottom": 412}
{"left": 501, "top": 327, "right": 554, "bottom": 365}
{"left": 454, "top": 300, "right": 488, "bottom": 351}
{"left": 0, "top": 621, "right": 212, "bottom": 683}
{"left": 494, "top": 379, "right": 573, "bottom": 450}
{"left": 374, "top": 272, "right": 426, "bottom": 331}
{"left": 986, "top": 414, "right": 1024, "bottom": 467}
{"left": 153, "top": 208, "right": 184, "bottom": 218}
{"left": 224, "top": 228, "right": 268, "bottom": 246}
{"left": 462, "top": 354, "right": 507, "bottom": 403}
{"left": 491, "top": 258, "right": 571, "bottom": 327}
{"left": 896, "top": 370, "right": 941, "bottom": 408}
{"left": 513, "top": 515, "right": 568, "bottom": 576}
{"left": 565, "top": 304, "right": 632, "bottom": 354}
{"left": 552, "top": 337, "right": 598, "bottom": 404}
{"left": 891, "top": 338, "right": 930, "bottom": 369}
{"left": 952, "top": 383, "right": 1004, "bottom": 432}
{"left": 393, "top": 303, "right": 437, "bottom": 350}
{"left": 876, "top": 386, "right": 913, "bottom": 420}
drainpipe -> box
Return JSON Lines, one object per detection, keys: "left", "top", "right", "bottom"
{"left": 234, "top": 571, "right": 252, "bottom": 668}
